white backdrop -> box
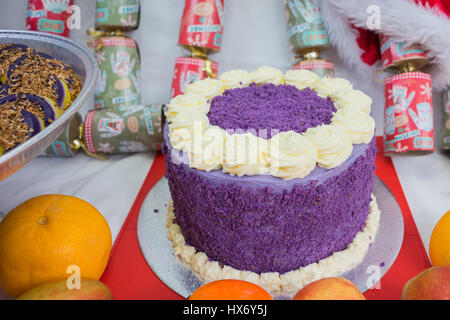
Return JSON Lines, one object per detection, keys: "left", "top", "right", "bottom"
{"left": 0, "top": 0, "right": 448, "bottom": 279}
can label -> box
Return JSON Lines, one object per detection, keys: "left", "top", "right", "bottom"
{"left": 41, "top": 113, "right": 82, "bottom": 157}
{"left": 26, "top": 0, "right": 73, "bottom": 37}
{"left": 292, "top": 59, "right": 334, "bottom": 78}
{"left": 89, "top": 36, "right": 141, "bottom": 109}
{"left": 380, "top": 35, "right": 428, "bottom": 70}
{"left": 84, "top": 104, "right": 163, "bottom": 154}
{"left": 384, "top": 72, "right": 434, "bottom": 153}
{"left": 170, "top": 56, "right": 219, "bottom": 97}
{"left": 95, "top": 0, "right": 140, "bottom": 31}
{"left": 178, "top": 0, "right": 225, "bottom": 52}
{"left": 440, "top": 86, "right": 450, "bottom": 150}
{"left": 284, "top": 0, "right": 328, "bottom": 53}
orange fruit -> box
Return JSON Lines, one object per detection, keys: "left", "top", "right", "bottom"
{"left": 292, "top": 277, "right": 366, "bottom": 300}
{"left": 0, "top": 195, "right": 112, "bottom": 297}
{"left": 430, "top": 210, "right": 450, "bottom": 267}
{"left": 189, "top": 280, "right": 273, "bottom": 300}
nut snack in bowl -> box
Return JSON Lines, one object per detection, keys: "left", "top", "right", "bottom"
{"left": 0, "top": 30, "right": 97, "bottom": 181}
{"left": 0, "top": 43, "right": 81, "bottom": 156}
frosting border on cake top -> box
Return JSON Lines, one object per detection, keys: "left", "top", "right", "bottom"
{"left": 167, "top": 195, "right": 381, "bottom": 297}
{"left": 165, "top": 66, "right": 375, "bottom": 180}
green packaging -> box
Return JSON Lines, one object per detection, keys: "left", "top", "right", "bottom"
{"left": 285, "top": 0, "right": 329, "bottom": 54}
{"left": 89, "top": 34, "right": 141, "bottom": 109}
{"left": 84, "top": 104, "right": 164, "bottom": 154}
{"left": 95, "top": 0, "right": 140, "bottom": 32}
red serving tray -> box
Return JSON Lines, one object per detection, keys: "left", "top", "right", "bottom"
{"left": 100, "top": 137, "right": 431, "bottom": 300}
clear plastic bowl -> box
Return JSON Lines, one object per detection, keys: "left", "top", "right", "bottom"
{"left": 0, "top": 30, "right": 98, "bottom": 181}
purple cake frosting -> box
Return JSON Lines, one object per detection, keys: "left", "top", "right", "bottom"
{"left": 164, "top": 83, "right": 377, "bottom": 274}
{"left": 208, "top": 83, "right": 336, "bottom": 138}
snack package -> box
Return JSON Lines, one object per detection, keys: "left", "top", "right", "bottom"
{"left": 83, "top": 104, "right": 163, "bottom": 155}
{"left": 170, "top": 56, "right": 218, "bottom": 98}
{"left": 95, "top": 0, "right": 140, "bottom": 32}
{"left": 88, "top": 34, "right": 141, "bottom": 109}
{"left": 26, "top": 0, "right": 74, "bottom": 38}
{"left": 384, "top": 71, "right": 434, "bottom": 154}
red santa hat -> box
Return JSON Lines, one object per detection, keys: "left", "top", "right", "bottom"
{"left": 319, "top": 0, "right": 450, "bottom": 89}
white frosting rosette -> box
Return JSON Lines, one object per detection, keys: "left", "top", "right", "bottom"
{"left": 218, "top": 69, "right": 251, "bottom": 89}
{"left": 223, "top": 133, "right": 270, "bottom": 176}
{"left": 249, "top": 66, "right": 284, "bottom": 85}
{"left": 313, "top": 77, "right": 353, "bottom": 98}
{"left": 284, "top": 69, "right": 320, "bottom": 90}
{"left": 331, "top": 109, "right": 376, "bottom": 144}
{"left": 166, "top": 66, "right": 376, "bottom": 180}
{"left": 184, "top": 78, "right": 223, "bottom": 100}
{"left": 269, "top": 131, "right": 318, "bottom": 180}
{"left": 304, "top": 124, "right": 353, "bottom": 169}
{"left": 168, "top": 111, "right": 210, "bottom": 151}
{"left": 187, "top": 125, "right": 227, "bottom": 172}
{"left": 165, "top": 93, "right": 209, "bottom": 121}
{"left": 333, "top": 89, "right": 372, "bottom": 114}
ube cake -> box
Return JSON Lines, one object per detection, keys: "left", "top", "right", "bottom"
{"left": 163, "top": 66, "right": 380, "bottom": 295}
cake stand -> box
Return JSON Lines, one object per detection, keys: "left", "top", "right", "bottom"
{"left": 137, "top": 176, "right": 404, "bottom": 299}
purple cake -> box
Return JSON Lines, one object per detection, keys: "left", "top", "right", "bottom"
{"left": 163, "top": 68, "right": 377, "bottom": 282}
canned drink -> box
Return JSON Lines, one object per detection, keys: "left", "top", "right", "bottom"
{"left": 379, "top": 34, "right": 429, "bottom": 71}
{"left": 88, "top": 34, "right": 141, "bottom": 109}
{"left": 170, "top": 56, "right": 219, "bottom": 98}
{"left": 41, "top": 113, "right": 82, "bottom": 157}
{"left": 284, "top": 0, "right": 329, "bottom": 55}
{"left": 292, "top": 59, "right": 334, "bottom": 78}
{"left": 179, "top": 0, "right": 225, "bottom": 53}
{"left": 83, "top": 104, "right": 164, "bottom": 154}
{"left": 440, "top": 86, "right": 450, "bottom": 150}
{"left": 26, "top": 0, "right": 73, "bottom": 37}
{"left": 384, "top": 71, "right": 434, "bottom": 154}
{"left": 95, "top": 0, "right": 140, "bottom": 32}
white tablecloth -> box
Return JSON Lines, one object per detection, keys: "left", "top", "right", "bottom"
{"left": 0, "top": 1, "right": 448, "bottom": 300}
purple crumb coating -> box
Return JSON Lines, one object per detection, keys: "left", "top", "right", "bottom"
{"left": 163, "top": 136, "right": 377, "bottom": 274}
{"left": 208, "top": 83, "right": 336, "bottom": 138}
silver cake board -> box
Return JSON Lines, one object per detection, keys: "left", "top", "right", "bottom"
{"left": 137, "top": 176, "right": 404, "bottom": 299}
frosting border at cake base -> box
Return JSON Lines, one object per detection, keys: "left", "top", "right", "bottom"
{"left": 167, "top": 195, "right": 381, "bottom": 297}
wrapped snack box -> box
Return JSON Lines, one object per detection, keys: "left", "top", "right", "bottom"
{"left": 170, "top": 56, "right": 218, "bottom": 98}
{"left": 26, "top": 0, "right": 74, "bottom": 38}
{"left": 95, "top": 0, "right": 140, "bottom": 32}
{"left": 171, "top": 0, "right": 223, "bottom": 98}
{"left": 379, "top": 34, "right": 429, "bottom": 72}
{"left": 384, "top": 71, "right": 434, "bottom": 154}
{"left": 178, "top": 0, "right": 225, "bottom": 54}
{"left": 88, "top": 33, "right": 141, "bottom": 109}
{"left": 292, "top": 58, "right": 334, "bottom": 78}
{"left": 284, "top": 0, "right": 333, "bottom": 76}
{"left": 83, "top": 104, "right": 163, "bottom": 155}
{"left": 284, "top": 0, "right": 329, "bottom": 56}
